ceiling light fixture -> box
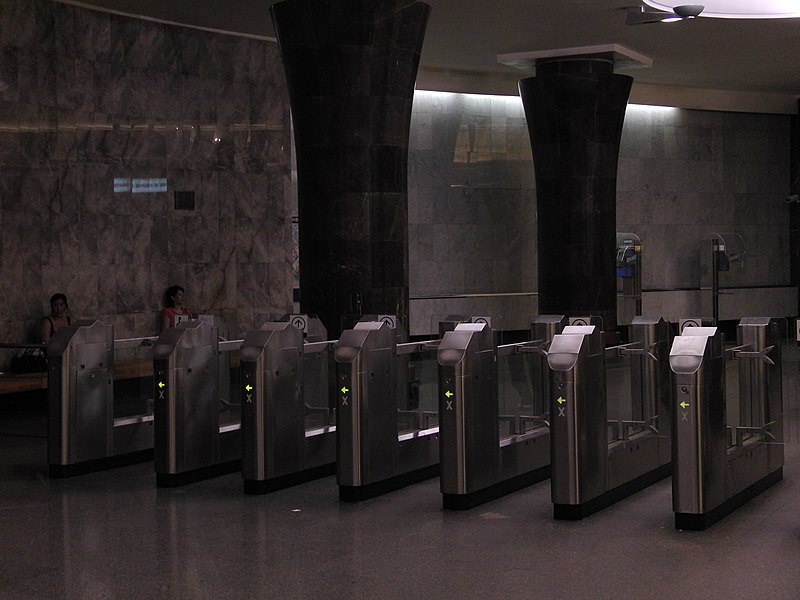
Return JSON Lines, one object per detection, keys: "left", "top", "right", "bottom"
{"left": 626, "top": 5, "right": 704, "bottom": 25}
{"left": 643, "top": 0, "right": 800, "bottom": 18}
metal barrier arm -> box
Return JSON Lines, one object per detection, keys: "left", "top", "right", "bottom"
{"left": 305, "top": 340, "right": 337, "bottom": 354}
{"left": 730, "top": 344, "right": 776, "bottom": 366}
{"left": 113, "top": 337, "right": 158, "bottom": 349}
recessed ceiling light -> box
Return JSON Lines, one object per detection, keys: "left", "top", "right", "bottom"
{"left": 644, "top": 0, "right": 800, "bottom": 18}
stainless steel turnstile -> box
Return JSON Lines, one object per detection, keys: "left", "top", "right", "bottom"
{"left": 48, "top": 320, "right": 155, "bottom": 477}
{"left": 240, "top": 321, "right": 336, "bottom": 494}
{"left": 670, "top": 319, "right": 783, "bottom": 529}
{"left": 153, "top": 321, "right": 241, "bottom": 486}
{"left": 547, "top": 316, "right": 672, "bottom": 519}
{"left": 334, "top": 321, "right": 439, "bottom": 501}
{"left": 436, "top": 316, "right": 565, "bottom": 509}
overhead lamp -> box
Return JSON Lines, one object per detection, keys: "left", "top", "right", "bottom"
{"left": 643, "top": 0, "right": 800, "bottom": 18}
{"left": 626, "top": 5, "right": 704, "bottom": 25}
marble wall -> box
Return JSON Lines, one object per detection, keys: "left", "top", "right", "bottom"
{"left": 408, "top": 93, "right": 794, "bottom": 334}
{"left": 0, "top": 0, "right": 293, "bottom": 344}
{"left": 0, "top": 2, "right": 793, "bottom": 344}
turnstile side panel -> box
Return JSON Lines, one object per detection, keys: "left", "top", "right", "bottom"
{"left": 175, "top": 360, "right": 219, "bottom": 472}
{"left": 498, "top": 428, "right": 549, "bottom": 481}
{"left": 241, "top": 362, "right": 265, "bottom": 480}
{"left": 671, "top": 338, "right": 727, "bottom": 515}
{"left": 550, "top": 358, "right": 607, "bottom": 506}
{"left": 358, "top": 347, "right": 398, "bottom": 484}
{"left": 153, "top": 360, "right": 175, "bottom": 473}
{"left": 397, "top": 434, "right": 439, "bottom": 475}
{"left": 112, "top": 420, "right": 154, "bottom": 454}
{"left": 265, "top": 346, "right": 304, "bottom": 477}
{"left": 336, "top": 362, "right": 361, "bottom": 486}
{"left": 74, "top": 368, "right": 114, "bottom": 462}
{"left": 47, "top": 356, "right": 69, "bottom": 465}
{"left": 607, "top": 434, "right": 660, "bottom": 490}
{"left": 439, "top": 365, "right": 464, "bottom": 494}
{"left": 303, "top": 430, "right": 336, "bottom": 470}
{"left": 727, "top": 443, "right": 769, "bottom": 498}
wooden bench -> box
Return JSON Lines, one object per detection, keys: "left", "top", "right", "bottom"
{"left": 0, "top": 360, "right": 155, "bottom": 396}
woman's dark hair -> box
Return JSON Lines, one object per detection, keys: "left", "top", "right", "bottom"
{"left": 50, "top": 293, "right": 68, "bottom": 308}
{"left": 163, "top": 285, "right": 185, "bottom": 308}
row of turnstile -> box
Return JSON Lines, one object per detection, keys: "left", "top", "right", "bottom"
{"left": 46, "top": 314, "right": 785, "bottom": 530}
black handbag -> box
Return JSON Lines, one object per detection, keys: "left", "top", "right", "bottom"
{"left": 10, "top": 347, "right": 48, "bottom": 373}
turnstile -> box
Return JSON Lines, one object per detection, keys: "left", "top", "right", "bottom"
{"left": 436, "top": 316, "right": 565, "bottom": 509}
{"left": 670, "top": 319, "right": 783, "bottom": 530}
{"left": 153, "top": 321, "right": 241, "bottom": 486}
{"left": 334, "top": 321, "right": 439, "bottom": 501}
{"left": 47, "top": 320, "right": 155, "bottom": 477}
{"left": 240, "top": 322, "right": 336, "bottom": 494}
{"left": 547, "top": 316, "right": 672, "bottom": 519}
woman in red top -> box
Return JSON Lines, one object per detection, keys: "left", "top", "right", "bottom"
{"left": 161, "top": 285, "right": 191, "bottom": 330}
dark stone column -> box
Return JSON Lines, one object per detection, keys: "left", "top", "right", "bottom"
{"left": 519, "top": 56, "right": 632, "bottom": 332}
{"left": 270, "top": 0, "right": 430, "bottom": 337}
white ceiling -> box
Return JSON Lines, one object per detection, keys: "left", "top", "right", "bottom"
{"left": 61, "top": 0, "right": 800, "bottom": 112}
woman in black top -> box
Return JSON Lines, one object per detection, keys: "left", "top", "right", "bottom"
{"left": 41, "top": 293, "right": 71, "bottom": 344}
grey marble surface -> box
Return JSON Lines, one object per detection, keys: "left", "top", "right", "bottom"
{"left": 0, "top": 0, "right": 293, "bottom": 344}
{"left": 408, "top": 92, "right": 794, "bottom": 331}
{"left": 1, "top": 1, "right": 796, "bottom": 349}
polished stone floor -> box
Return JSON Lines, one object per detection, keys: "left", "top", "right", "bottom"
{"left": 1, "top": 347, "right": 798, "bottom": 599}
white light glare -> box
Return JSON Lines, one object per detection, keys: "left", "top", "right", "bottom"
{"left": 644, "top": 0, "right": 800, "bottom": 18}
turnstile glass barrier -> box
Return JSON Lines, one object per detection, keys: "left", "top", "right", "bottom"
{"left": 498, "top": 351, "right": 538, "bottom": 437}
{"left": 48, "top": 321, "right": 157, "bottom": 477}
{"left": 219, "top": 338, "right": 242, "bottom": 435}
{"left": 112, "top": 336, "right": 157, "bottom": 421}
{"left": 303, "top": 338, "right": 336, "bottom": 432}
{"left": 670, "top": 319, "right": 784, "bottom": 529}
{"left": 398, "top": 348, "right": 439, "bottom": 434}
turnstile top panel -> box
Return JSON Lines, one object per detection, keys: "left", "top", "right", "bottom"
{"left": 241, "top": 323, "right": 303, "bottom": 363}
{"left": 47, "top": 320, "right": 112, "bottom": 359}
{"left": 561, "top": 325, "right": 595, "bottom": 335}
{"left": 630, "top": 315, "right": 666, "bottom": 326}
{"left": 454, "top": 323, "right": 486, "bottom": 332}
{"left": 533, "top": 314, "right": 567, "bottom": 325}
{"left": 738, "top": 317, "right": 777, "bottom": 327}
{"left": 353, "top": 321, "right": 385, "bottom": 331}
{"left": 669, "top": 334, "right": 718, "bottom": 374}
{"left": 334, "top": 322, "right": 393, "bottom": 363}
{"left": 547, "top": 333, "right": 586, "bottom": 371}
{"left": 680, "top": 326, "right": 717, "bottom": 337}
{"left": 437, "top": 324, "right": 493, "bottom": 366}
{"left": 152, "top": 321, "right": 218, "bottom": 360}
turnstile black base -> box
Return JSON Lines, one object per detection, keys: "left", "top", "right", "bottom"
{"left": 49, "top": 449, "right": 154, "bottom": 478}
{"left": 554, "top": 462, "right": 671, "bottom": 520}
{"left": 243, "top": 462, "right": 337, "bottom": 495}
{"left": 339, "top": 464, "right": 439, "bottom": 502}
{"left": 442, "top": 465, "right": 551, "bottom": 510}
{"left": 675, "top": 467, "right": 783, "bottom": 531}
{"left": 156, "top": 459, "right": 241, "bottom": 487}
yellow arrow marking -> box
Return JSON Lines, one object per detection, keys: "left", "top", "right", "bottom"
{"left": 556, "top": 396, "right": 566, "bottom": 404}
{"left": 445, "top": 390, "right": 454, "bottom": 398}
{"left": 158, "top": 381, "right": 165, "bottom": 389}
{"left": 680, "top": 401, "right": 689, "bottom": 409}
{"left": 245, "top": 384, "right": 253, "bottom": 392}
{"left": 341, "top": 386, "right": 349, "bottom": 394}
